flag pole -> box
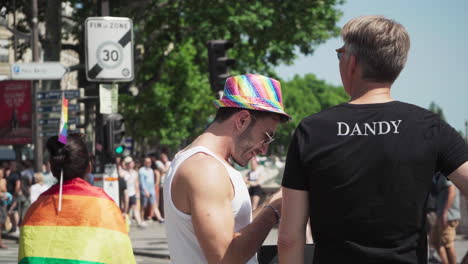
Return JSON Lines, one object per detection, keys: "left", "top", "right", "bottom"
{"left": 58, "top": 169, "right": 63, "bottom": 212}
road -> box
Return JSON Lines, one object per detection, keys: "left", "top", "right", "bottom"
{"left": 1, "top": 221, "right": 467, "bottom": 264}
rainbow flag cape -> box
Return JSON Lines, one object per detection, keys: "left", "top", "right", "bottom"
{"left": 19, "top": 178, "right": 136, "bottom": 264}
{"left": 58, "top": 96, "right": 68, "bottom": 144}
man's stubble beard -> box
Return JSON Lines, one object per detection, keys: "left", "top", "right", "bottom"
{"left": 231, "top": 125, "right": 255, "bottom": 167}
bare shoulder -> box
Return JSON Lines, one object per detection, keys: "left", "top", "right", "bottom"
{"left": 176, "top": 152, "right": 232, "bottom": 196}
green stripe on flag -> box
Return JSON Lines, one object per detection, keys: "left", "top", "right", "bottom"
{"left": 19, "top": 257, "right": 104, "bottom": 264}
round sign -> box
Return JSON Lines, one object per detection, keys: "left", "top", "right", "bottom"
{"left": 96, "top": 41, "right": 124, "bottom": 69}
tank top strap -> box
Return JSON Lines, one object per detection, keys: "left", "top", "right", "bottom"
{"left": 174, "top": 146, "right": 235, "bottom": 173}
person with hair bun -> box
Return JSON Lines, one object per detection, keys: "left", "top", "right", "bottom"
{"left": 19, "top": 133, "right": 136, "bottom": 264}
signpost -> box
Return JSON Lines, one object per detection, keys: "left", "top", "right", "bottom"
{"left": 11, "top": 62, "right": 68, "bottom": 80}
{"left": 39, "top": 116, "right": 84, "bottom": 126}
{"left": 40, "top": 130, "right": 81, "bottom": 138}
{"left": 37, "top": 89, "right": 83, "bottom": 100}
{"left": 37, "top": 103, "right": 84, "bottom": 113}
{"left": 85, "top": 17, "right": 134, "bottom": 82}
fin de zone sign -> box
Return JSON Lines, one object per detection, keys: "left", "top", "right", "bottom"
{"left": 85, "top": 17, "right": 134, "bottom": 82}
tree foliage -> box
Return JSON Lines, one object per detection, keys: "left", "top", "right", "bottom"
{"left": 2, "top": 0, "right": 346, "bottom": 154}
{"left": 270, "top": 74, "right": 349, "bottom": 154}
{"left": 120, "top": 0, "right": 345, "bottom": 153}
{"left": 428, "top": 101, "right": 446, "bottom": 121}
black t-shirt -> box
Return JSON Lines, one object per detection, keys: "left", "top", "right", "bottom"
{"left": 7, "top": 171, "right": 21, "bottom": 195}
{"left": 282, "top": 101, "right": 468, "bottom": 264}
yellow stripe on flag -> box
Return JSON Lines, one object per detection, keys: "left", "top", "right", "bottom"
{"left": 19, "top": 225, "right": 135, "bottom": 264}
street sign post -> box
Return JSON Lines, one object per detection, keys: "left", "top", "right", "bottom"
{"left": 37, "top": 89, "right": 84, "bottom": 100}
{"left": 11, "top": 62, "right": 68, "bottom": 80}
{"left": 39, "top": 116, "right": 84, "bottom": 126}
{"left": 40, "top": 129, "right": 82, "bottom": 138}
{"left": 85, "top": 17, "right": 134, "bottom": 82}
{"left": 37, "top": 103, "right": 84, "bottom": 113}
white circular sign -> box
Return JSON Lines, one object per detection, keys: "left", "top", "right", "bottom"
{"left": 96, "top": 41, "right": 124, "bottom": 69}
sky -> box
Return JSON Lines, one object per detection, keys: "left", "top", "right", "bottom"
{"left": 275, "top": 0, "right": 468, "bottom": 135}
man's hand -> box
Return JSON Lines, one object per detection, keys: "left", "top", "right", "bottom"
{"left": 144, "top": 190, "right": 150, "bottom": 198}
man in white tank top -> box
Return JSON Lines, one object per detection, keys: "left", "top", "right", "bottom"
{"left": 164, "top": 74, "right": 290, "bottom": 263}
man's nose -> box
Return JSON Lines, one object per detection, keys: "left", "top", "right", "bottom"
{"left": 259, "top": 144, "right": 269, "bottom": 155}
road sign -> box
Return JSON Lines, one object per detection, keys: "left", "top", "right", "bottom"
{"left": 39, "top": 116, "right": 84, "bottom": 126}
{"left": 11, "top": 62, "right": 68, "bottom": 80}
{"left": 37, "top": 103, "right": 84, "bottom": 113}
{"left": 85, "top": 17, "right": 134, "bottom": 82}
{"left": 37, "top": 89, "right": 83, "bottom": 100}
{"left": 40, "top": 129, "right": 82, "bottom": 138}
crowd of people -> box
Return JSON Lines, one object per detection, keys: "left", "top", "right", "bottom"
{"left": 0, "top": 160, "right": 56, "bottom": 249}
{"left": 114, "top": 153, "right": 171, "bottom": 227}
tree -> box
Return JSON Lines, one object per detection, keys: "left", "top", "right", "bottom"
{"left": 120, "top": 0, "right": 345, "bottom": 153}
{"left": 2, "top": 0, "right": 346, "bottom": 154}
{"left": 270, "top": 74, "right": 349, "bottom": 154}
{"left": 428, "top": 101, "right": 446, "bottom": 121}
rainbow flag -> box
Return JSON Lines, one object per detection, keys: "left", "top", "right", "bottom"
{"left": 58, "top": 96, "right": 68, "bottom": 144}
{"left": 19, "top": 178, "right": 136, "bottom": 264}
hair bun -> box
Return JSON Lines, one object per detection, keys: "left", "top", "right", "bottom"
{"left": 46, "top": 136, "right": 67, "bottom": 171}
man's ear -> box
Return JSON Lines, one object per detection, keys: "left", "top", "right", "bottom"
{"left": 234, "top": 110, "right": 253, "bottom": 132}
{"left": 347, "top": 54, "right": 358, "bottom": 78}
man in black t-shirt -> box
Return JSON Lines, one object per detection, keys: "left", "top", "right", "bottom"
{"left": 278, "top": 16, "right": 468, "bottom": 264}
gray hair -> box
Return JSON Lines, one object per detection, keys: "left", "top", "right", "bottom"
{"left": 342, "top": 15, "right": 410, "bottom": 83}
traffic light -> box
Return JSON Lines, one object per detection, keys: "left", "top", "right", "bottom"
{"left": 207, "top": 40, "right": 235, "bottom": 93}
{"left": 104, "top": 113, "right": 125, "bottom": 157}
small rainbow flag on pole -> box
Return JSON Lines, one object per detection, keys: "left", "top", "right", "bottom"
{"left": 18, "top": 178, "right": 136, "bottom": 264}
{"left": 58, "top": 96, "right": 68, "bottom": 144}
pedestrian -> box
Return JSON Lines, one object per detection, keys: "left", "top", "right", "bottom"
{"left": 433, "top": 172, "right": 461, "bottom": 264}
{"left": 139, "top": 157, "right": 164, "bottom": 222}
{"left": 278, "top": 15, "right": 468, "bottom": 264}
{"left": 117, "top": 158, "right": 129, "bottom": 218}
{"left": 163, "top": 74, "right": 290, "bottom": 263}
{"left": 19, "top": 160, "right": 34, "bottom": 222}
{"left": 150, "top": 154, "right": 163, "bottom": 219}
{"left": 121, "top": 156, "right": 146, "bottom": 227}
{"left": 6, "top": 161, "right": 20, "bottom": 235}
{"left": 245, "top": 157, "right": 265, "bottom": 211}
{"left": 156, "top": 152, "right": 171, "bottom": 183}
{"left": 156, "top": 152, "right": 171, "bottom": 215}
{"left": 29, "top": 173, "right": 49, "bottom": 204}
{"left": 18, "top": 133, "right": 136, "bottom": 264}
{"left": 42, "top": 161, "right": 57, "bottom": 188}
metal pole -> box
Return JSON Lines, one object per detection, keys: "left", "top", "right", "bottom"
{"left": 100, "top": 0, "right": 110, "bottom": 16}
{"left": 96, "top": 0, "right": 110, "bottom": 172}
{"left": 13, "top": 0, "right": 17, "bottom": 60}
{"left": 31, "top": 0, "right": 42, "bottom": 172}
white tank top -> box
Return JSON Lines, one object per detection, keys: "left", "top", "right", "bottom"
{"left": 164, "top": 146, "right": 257, "bottom": 264}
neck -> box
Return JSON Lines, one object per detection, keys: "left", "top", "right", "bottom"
{"left": 189, "top": 123, "right": 233, "bottom": 162}
{"left": 348, "top": 81, "right": 393, "bottom": 104}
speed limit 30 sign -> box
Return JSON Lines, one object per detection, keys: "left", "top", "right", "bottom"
{"left": 85, "top": 17, "right": 134, "bottom": 82}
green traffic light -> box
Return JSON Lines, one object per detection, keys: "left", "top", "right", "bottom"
{"left": 115, "top": 146, "right": 124, "bottom": 154}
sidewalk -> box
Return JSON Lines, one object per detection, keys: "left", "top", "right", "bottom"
{"left": 129, "top": 221, "right": 170, "bottom": 264}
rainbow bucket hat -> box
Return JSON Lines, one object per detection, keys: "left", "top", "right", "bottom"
{"left": 213, "top": 74, "right": 290, "bottom": 119}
